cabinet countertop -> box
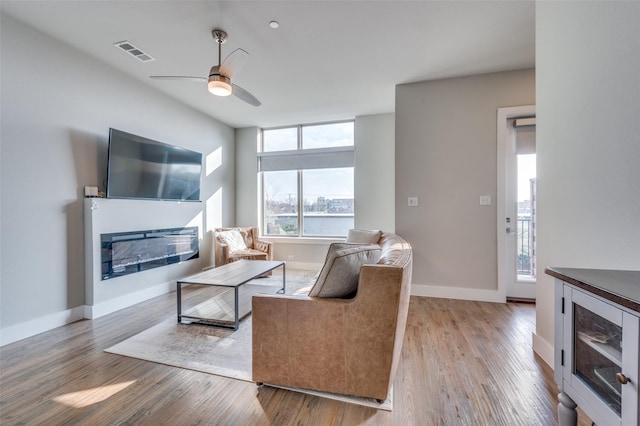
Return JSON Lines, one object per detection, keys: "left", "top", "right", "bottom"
{"left": 545, "top": 267, "right": 640, "bottom": 314}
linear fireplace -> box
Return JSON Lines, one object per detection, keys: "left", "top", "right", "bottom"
{"left": 101, "top": 226, "right": 199, "bottom": 280}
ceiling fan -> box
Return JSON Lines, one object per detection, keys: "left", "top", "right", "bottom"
{"left": 150, "top": 29, "right": 261, "bottom": 107}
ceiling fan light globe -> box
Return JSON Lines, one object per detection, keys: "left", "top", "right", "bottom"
{"left": 208, "top": 75, "right": 232, "bottom": 96}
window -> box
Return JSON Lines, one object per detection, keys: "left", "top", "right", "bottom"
{"left": 259, "top": 121, "right": 354, "bottom": 237}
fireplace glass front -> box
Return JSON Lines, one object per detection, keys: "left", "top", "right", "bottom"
{"left": 101, "top": 226, "right": 199, "bottom": 280}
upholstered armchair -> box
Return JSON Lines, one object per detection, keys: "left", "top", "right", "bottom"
{"left": 214, "top": 227, "right": 273, "bottom": 267}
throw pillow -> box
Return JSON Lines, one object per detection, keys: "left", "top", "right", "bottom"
{"left": 346, "top": 229, "right": 383, "bottom": 244}
{"left": 216, "top": 228, "right": 247, "bottom": 252}
{"left": 308, "top": 243, "right": 382, "bottom": 298}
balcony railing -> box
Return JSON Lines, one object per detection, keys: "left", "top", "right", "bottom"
{"left": 517, "top": 216, "right": 535, "bottom": 277}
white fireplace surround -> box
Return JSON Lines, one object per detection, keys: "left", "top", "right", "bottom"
{"left": 84, "top": 198, "right": 205, "bottom": 319}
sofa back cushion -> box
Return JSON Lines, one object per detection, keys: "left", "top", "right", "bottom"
{"left": 346, "top": 229, "right": 383, "bottom": 244}
{"left": 308, "top": 243, "right": 382, "bottom": 298}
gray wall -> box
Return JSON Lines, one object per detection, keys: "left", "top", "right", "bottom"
{"left": 0, "top": 14, "right": 235, "bottom": 334}
{"left": 235, "top": 114, "right": 396, "bottom": 267}
{"left": 535, "top": 2, "right": 640, "bottom": 366}
{"left": 395, "top": 69, "right": 535, "bottom": 297}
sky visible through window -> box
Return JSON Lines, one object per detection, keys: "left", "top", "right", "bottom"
{"left": 302, "top": 122, "right": 354, "bottom": 149}
{"left": 263, "top": 122, "right": 353, "bottom": 151}
{"left": 517, "top": 154, "right": 536, "bottom": 202}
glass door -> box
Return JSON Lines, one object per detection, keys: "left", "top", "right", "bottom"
{"left": 573, "top": 302, "right": 623, "bottom": 414}
{"left": 499, "top": 109, "right": 537, "bottom": 301}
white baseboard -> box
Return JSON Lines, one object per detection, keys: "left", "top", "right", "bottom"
{"left": 1, "top": 280, "right": 177, "bottom": 346}
{"left": 84, "top": 280, "right": 174, "bottom": 319}
{"left": 532, "top": 332, "right": 554, "bottom": 369}
{"left": 410, "top": 283, "right": 506, "bottom": 303}
{"left": 0, "top": 306, "right": 85, "bottom": 347}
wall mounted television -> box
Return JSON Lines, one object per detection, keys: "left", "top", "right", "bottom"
{"left": 106, "top": 128, "right": 202, "bottom": 201}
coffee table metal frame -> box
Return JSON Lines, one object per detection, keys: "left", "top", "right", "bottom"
{"left": 176, "top": 259, "right": 285, "bottom": 330}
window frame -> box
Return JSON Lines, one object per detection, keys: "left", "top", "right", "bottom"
{"left": 259, "top": 120, "right": 355, "bottom": 239}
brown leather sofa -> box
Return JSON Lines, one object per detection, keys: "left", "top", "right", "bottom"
{"left": 252, "top": 233, "right": 412, "bottom": 402}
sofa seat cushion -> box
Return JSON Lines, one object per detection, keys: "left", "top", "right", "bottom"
{"left": 308, "top": 243, "right": 382, "bottom": 298}
{"left": 228, "top": 249, "right": 268, "bottom": 260}
{"left": 217, "top": 228, "right": 247, "bottom": 252}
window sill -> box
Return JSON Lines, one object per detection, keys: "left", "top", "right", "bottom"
{"left": 260, "top": 236, "right": 344, "bottom": 245}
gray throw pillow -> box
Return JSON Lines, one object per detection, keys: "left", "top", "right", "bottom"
{"left": 346, "top": 229, "right": 383, "bottom": 244}
{"left": 308, "top": 243, "right": 382, "bottom": 298}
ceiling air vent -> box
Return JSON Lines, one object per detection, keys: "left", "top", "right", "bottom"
{"left": 113, "top": 40, "right": 155, "bottom": 62}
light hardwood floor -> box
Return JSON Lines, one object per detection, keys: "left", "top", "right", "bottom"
{"left": 1, "top": 280, "right": 592, "bottom": 425}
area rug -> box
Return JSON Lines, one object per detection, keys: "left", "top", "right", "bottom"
{"left": 106, "top": 314, "right": 254, "bottom": 381}
{"left": 105, "top": 272, "right": 392, "bottom": 410}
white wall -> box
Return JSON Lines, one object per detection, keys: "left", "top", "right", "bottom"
{"left": 355, "top": 113, "right": 395, "bottom": 232}
{"left": 535, "top": 2, "right": 640, "bottom": 367}
{"left": 0, "top": 14, "right": 235, "bottom": 343}
{"left": 234, "top": 114, "right": 396, "bottom": 267}
{"left": 395, "top": 69, "right": 535, "bottom": 301}
{"left": 235, "top": 127, "right": 260, "bottom": 228}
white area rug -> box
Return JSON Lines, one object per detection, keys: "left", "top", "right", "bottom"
{"left": 106, "top": 316, "right": 254, "bottom": 381}
{"left": 105, "top": 272, "right": 392, "bottom": 410}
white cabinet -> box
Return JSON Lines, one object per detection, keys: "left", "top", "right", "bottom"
{"left": 549, "top": 268, "right": 640, "bottom": 426}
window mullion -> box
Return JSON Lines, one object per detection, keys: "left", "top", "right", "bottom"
{"left": 298, "top": 125, "right": 304, "bottom": 237}
{"left": 297, "top": 126, "right": 303, "bottom": 236}
{"left": 298, "top": 170, "right": 303, "bottom": 237}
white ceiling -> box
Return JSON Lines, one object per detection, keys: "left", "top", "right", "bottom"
{"left": 1, "top": 1, "right": 535, "bottom": 129}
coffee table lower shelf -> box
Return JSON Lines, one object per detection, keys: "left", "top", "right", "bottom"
{"left": 177, "top": 260, "right": 285, "bottom": 330}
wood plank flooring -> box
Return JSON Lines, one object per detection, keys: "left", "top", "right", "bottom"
{"left": 1, "top": 278, "right": 593, "bottom": 425}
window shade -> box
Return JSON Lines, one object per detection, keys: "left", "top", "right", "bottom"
{"left": 258, "top": 147, "right": 354, "bottom": 171}
{"left": 514, "top": 117, "right": 536, "bottom": 155}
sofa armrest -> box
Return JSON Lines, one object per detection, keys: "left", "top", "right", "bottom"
{"left": 214, "top": 241, "right": 229, "bottom": 267}
{"left": 252, "top": 294, "right": 350, "bottom": 393}
{"left": 253, "top": 239, "right": 273, "bottom": 259}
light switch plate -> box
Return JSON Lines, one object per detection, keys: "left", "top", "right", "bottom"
{"left": 480, "top": 195, "right": 492, "bottom": 206}
{"left": 408, "top": 197, "right": 419, "bottom": 207}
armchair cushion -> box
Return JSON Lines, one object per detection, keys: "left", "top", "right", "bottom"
{"left": 216, "top": 228, "right": 247, "bottom": 252}
{"left": 346, "top": 229, "right": 383, "bottom": 244}
{"left": 308, "top": 243, "right": 381, "bottom": 298}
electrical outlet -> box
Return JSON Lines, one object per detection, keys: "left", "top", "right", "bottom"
{"left": 408, "top": 197, "right": 419, "bottom": 207}
{"left": 84, "top": 186, "right": 99, "bottom": 197}
{"left": 288, "top": 255, "right": 295, "bottom": 260}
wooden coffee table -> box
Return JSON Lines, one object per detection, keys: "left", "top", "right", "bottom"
{"left": 177, "top": 259, "right": 285, "bottom": 330}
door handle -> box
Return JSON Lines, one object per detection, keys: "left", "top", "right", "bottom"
{"left": 616, "top": 373, "right": 631, "bottom": 385}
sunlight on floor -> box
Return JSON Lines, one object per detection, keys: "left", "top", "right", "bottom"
{"left": 52, "top": 380, "right": 136, "bottom": 408}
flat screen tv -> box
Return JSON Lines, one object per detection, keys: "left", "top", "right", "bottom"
{"left": 106, "top": 128, "right": 202, "bottom": 201}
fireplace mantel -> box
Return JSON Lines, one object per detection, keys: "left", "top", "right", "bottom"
{"left": 84, "top": 198, "right": 204, "bottom": 319}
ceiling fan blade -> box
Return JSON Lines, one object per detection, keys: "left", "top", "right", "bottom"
{"left": 219, "top": 48, "right": 249, "bottom": 77}
{"left": 232, "top": 83, "right": 261, "bottom": 107}
{"left": 149, "top": 76, "right": 206, "bottom": 82}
